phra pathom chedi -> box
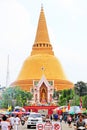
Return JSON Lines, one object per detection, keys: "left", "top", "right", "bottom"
{"left": 11, "top": 7, "right": 73, "bottom": 106}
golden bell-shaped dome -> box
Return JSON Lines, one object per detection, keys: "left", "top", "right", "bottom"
{"left": 17, "top": 54, "right": 66, "bottom": 80}
{"left": 17, "top": 6, "right": 66, "bottom": 81}
{"left": 11, "top": 7, "right": 73, "bottom": 91}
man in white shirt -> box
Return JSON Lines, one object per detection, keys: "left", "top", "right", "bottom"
{"left": 14, "top": 115, "right": 20, "bottom": 130}
{"left": 1, "top": 115, "right": 10, "bottom": 130}
{"left": 9, "top": 114, "right": 15, "bottom": 129}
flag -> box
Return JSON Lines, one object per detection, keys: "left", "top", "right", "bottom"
{"left": 62, "top": 107, "right": 66, "bottom": 112}
{"left": 8, "top": 105, "right": 12, "bottom": 111}
{"left": 68, "top": 103, "right": 70, "bottom": 110}
{"left": 80, "top": 97, "right": 82, "bottom": 109}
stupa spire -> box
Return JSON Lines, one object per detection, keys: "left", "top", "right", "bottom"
{"left": 31, "top": 6, "right": 54, "bottom": 55}
{"left": 34, "top": 6, "right": 50, "bottom": 44}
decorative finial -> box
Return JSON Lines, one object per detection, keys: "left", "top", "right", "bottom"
{"left": 41, "top": 3, "right": 43, "bottom": 11}
{"left": 41, "top": 66, "right": 45, "bottom": 74}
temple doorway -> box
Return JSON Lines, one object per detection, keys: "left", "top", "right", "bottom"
{"left": 40, "top": 83, "right": 48, "bottom": 104}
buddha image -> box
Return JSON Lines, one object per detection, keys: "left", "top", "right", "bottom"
{"left": 41, "top": 89, "right": 46, "bottom": 103}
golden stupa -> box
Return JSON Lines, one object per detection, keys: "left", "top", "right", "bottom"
{"left": 11, "top": 7, "right": 73, "bottom": 91}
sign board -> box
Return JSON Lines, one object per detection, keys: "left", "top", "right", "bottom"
{"left": 53, "top": 123, "right": 61, "bottom": 130}
{"left": 37, "top": 123, "right": 43, "bottom": 130}
{"left": 36, "top": 122, "right": 61, "bottom": 130}
{"left": 44, "top": 122, "right": 53, "bottom": 130}
{"left": 53, "top": 122, "right": 62, "bottom": 130}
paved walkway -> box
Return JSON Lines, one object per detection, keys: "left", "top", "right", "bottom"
{"left": 62, "top": 121, "right": 74, "bottom": 130}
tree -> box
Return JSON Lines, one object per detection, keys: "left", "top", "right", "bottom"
{"left": 53, "top": 89, "right": 59, "bottom": 99}
{"left": 71, "top": 94, "right": 80, "bottom": 106}
{"left": 58, "top": 89, "right": 74, "bottom": 106}
{"left": 74, "top": 81, "right": 87, "bottom": 96}
{"left": 82, "top": 95, "right": 87, "bottom": 109}
{"left": 1, "top": 86, "right": 33, "bottom": 109}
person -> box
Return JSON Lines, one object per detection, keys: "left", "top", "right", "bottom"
{"left": 21, "top": 115, "right": 25, "bottom": 125}
{"left": 50, "top": 114, "right": 53, "bottom": 121}
{"left": 1, "top": 115, "right": 11, "bottom": 130}
{"left": 67, "top": 115, "right": 72, "bottom": 127}
{"left": 75, "top": 115, "right": 86, "bottom": 130}
{"left": 0, "top": 118, "right": 1, "bottom": 130}
{"left": 59, "top": 115, "right": 63, "bottom": 122}
{"left": 53, "top": 113, "right": 58, "bottom": 121}
{"left": 52, "top": 115, "right": 62, "bottom": 130}
{"left": 45, "top": 115, "right": 51, "bottom": 122}
{"left": 83, "top": 115, "right": 87, "bottom": 129}
{"left": 63, "top": 114, "right": 67, "bottom": 123}
{"left": 44, "top": 115, "right": 52, "bottom": 130}
{"left": 14, "top": 115, "right": 20, "bottom": 130}
{"left": 9, "top": 114, "right": 15, "bottom": 129}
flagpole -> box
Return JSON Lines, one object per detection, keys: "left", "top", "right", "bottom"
{"left": 80, "top": 97, "right": 82, "bottom": 109}
{"left": 6, "top": 55, "right": 10, "bottom": 87}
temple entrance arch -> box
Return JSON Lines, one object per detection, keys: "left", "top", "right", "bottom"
{"left": 40, "top": 83, "right": 48, "bottom": 104}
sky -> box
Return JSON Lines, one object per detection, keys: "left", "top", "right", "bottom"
{"left": 0, "top": 0, "right": 87, "bottom": 87}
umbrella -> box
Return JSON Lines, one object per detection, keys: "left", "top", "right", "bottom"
{"left": 11, "top": 111, "right": 26, "bottom": 115}
{"left": 11, "top": 110, "right": 30, "bottom": 116}
{"left": 69, "top": 111, "right": 75, "bottom": 115}
{"left": 0, "top": 111, "right": 11, "bottom": 115}
{"left": 0, "top": 109, "right": 11, "bottom": 115}
{"left": 82, "top": 109, "right": 87, "bottom": 114}
{"left": 53, "top": 107, "right": 59, "bottom": 111}
{"left": 14, "top": 106, "right": 25, "bottom": 112}
{"left": 69, "top": 106, "right": 81, "bottom": 114}
{"left": 53, "top": 106, "right": 67, "bottom": 111}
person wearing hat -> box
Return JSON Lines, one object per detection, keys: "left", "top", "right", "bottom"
{"left": 52, "top": 115, "right": 62, "bottom": 130}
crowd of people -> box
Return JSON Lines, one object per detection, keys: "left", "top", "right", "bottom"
{"left": 0, "top": 114, "right": 25, "bottom": 130}
{"left": 43, "top": 112, "right": 87, "bottom": 130}
{"left": 0, "top": 112, "right": 87, "bottom": 130}
{"left": 50, "top": 113, "right": 87, "bottom": 129}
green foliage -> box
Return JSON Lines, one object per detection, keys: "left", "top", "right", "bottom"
{"left": 53, "top": 82, "right": 87, "bottom": 107}
{"left": 0, "top": 86, "right": 33, "bottom": 109}
{"left": 59, "top": 96, "right": 67, "bottom": 106}
{"left": 58, "top": 89, "right": 74, "bottom": 106}
{"left": 71, "top": 94, "right": 80, "bottom": 106}
{"left": 53, "top": 89, "right": 59, "bottom": 99}
{"left": 82, "top": 95, "right": 87, "bottom": 109}
{"left": 74, "top": 81, "right": 87, "bottom": 108}
{"left": 75, "top": 81, "right": 87, "bottom": 96}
